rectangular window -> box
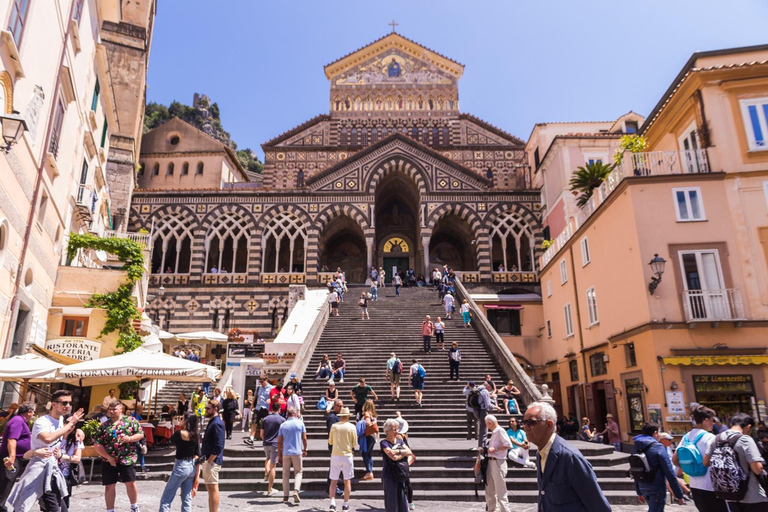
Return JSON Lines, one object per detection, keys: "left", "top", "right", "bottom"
{"left": 73, "top": 0, "right": 85, "bottom": 24}
{"left": 626, "top": 342, "right": 637, "bottom": 367}
{"left": 100, "top": 119, "right": 108, "bottom": 148}
{"left": 586, "top": 286, "right": 599, "bottom": 326}
{"left": 587, "top": 158, "right": 603, "bottom": 166}
{"left": 8, "top": 0, "right": 31, "bottom": 46}
{"left": 61, "top": 316, "right": 88, "bottom": 337}
{"left": 564, "top": 303, "right": 573, "bottom": 337}
{"left": 91, "top": 80, "right": 100, "bottom": 112}
{"left": 546, "top": 280, "right": 552, "bottom": 297}
{"left": 560, "top": 260, "right": 568, "bottom": 284}
{"left": 49, "top": 95, "right": 66, "bottom": 158}
{"left": 569, "top": 360, "right": 579, "bottom": 381}
{"left": 625, "top": 121, "right": 639, "bottom": 134}
{"left": 673, "top": 187, "right": 705, "bottom": 221}
{"left": 580, "top": 237, "right": 590, "bottom": 266}
{"left": 740, "top": 97, "right": 768, "bottom": 151}
{"left": 534, "top": 148, "right": 541, "bottom": 169}
{"left": 546, "top": 320, "right": 552, "bottom": 338}
{"left": 488, "top": 309, "right": 522, "bottom": 336}
{"left": 38, "top": 191, "right": 49, "bottom": 225}
{"left": 590, "top": 352, "right": 607, "bottom": 376}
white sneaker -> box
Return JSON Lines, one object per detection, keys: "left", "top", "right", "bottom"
{"left": 266, "top": 488, "right": 279, "bottom": 497}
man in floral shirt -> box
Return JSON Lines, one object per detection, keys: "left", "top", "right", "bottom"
{"left": 93, "top": 400, "right": 144, "bottom": 512}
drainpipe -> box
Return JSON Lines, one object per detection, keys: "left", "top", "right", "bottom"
{"left": 3, "top": 0, "right": 78, "bottom": 356}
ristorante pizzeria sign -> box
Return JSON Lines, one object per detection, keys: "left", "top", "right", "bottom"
{"left": 60, "top": 368, "right": 198, "bottom": 378}
{"left": 46, "top": 339, "right": 101, "bottom": 361}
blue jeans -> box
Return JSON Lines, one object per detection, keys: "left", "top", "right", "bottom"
{"left": 159, "top": 458, "right": 196, "bottom": 512}
{"left": 137, "top": 450, "right": 145, "bottom": 470}
{"left": 332, "top": 368, "right": 345, "bottom": 381}
{"left": 371, "top": 286, "right": 378, "bottom": 300}
{"left": 395, "top": 285, "right": 400, "bottom": 296}
{"left": 640, "top": 491, "right": 666, "bottom": 512}
{"left": 362, "top": 437, "right": 375, "bottom": 473}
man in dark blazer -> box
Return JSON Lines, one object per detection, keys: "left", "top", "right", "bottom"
{"left": 524, "top": 401, "right": 611, "bottom": 512}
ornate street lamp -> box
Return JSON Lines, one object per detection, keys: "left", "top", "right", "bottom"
{"left": 648, "top": 254, "right": 666, "bottom": 295}
{"left": 0, "top": 112, "right": 27, "bottom": 153}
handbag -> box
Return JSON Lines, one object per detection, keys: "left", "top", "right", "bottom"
{"left": 388, "top": 451, "right": 410, "bottom": 482}
{"left": 68, "top": 461, "right": 86, "bottom": 486}
{"left": 364, "top": 419, "right": 379, "bottom": 437}
{"left": 317, "top": 396, "right": 327, "bottom": 410}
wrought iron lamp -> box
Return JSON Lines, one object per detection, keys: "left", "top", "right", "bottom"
{"left": 648, "top": 254, "right": 666, "bottom": 295}
{"left": 0, "top": 112, "right": 27, "bottom": 152}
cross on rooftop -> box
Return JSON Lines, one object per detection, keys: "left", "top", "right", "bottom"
{"left": 389, "top": 20, "right": 398, "bottom": 33}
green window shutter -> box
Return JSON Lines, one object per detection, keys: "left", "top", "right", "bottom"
{"left": 91, "top": 80, "right": 100, "bottom": 112}
{"left": 100, "top": 119, "right": 108, "bottom": 148}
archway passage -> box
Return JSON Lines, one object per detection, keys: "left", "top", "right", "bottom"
{"left": 375, "top": 169, "right": 420, "bottom": 276}
{"left": 429, "top": 214, "right": 477, "bottom": 271}
{"left": 320, "top": 215, "right": 366, "bottom": 283}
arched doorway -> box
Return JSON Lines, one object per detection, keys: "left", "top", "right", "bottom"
{"left": 429, "top": 214, "right": 477, "bottom": 271}
{"left": 375, "top": 170, "right": 420, "bottom": 280}
{"left": 319, "top": 215, "right": 366, "bottom": 283}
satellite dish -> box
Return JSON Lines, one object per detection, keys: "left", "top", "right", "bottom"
{"left": 95, "top": 250, "right": 108, "bottom": 262}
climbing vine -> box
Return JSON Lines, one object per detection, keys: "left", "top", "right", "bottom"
{"left": 67, "top": 233, "right": 146, "bottom": 352}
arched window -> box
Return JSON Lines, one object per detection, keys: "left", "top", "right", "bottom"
{"left": 150, "top": 212, "right": 195, "bottom": 274}
{"left": 153, "top": 163, "right": 159, "bottom": 176}
{"left": 181, "top": 162, "right": 189, "bottom": 175}
{"left": 262, "top": 213, "right": 307, "bottom": 273}
{"left": 411, "top": 127, "right": 419, "bottom": 140}
{"left": 371, "top": 127, "right": 378, "bottom": 143}
{"left": 350, "top": 128, "right": 358, "bottom": 145}
{"left": 196, "top": 162, "right": 204, "bottom": 175}
{"left": 138, "top": 162, "right": 145, "bottom": 176}
{"left": 441, "top": 126, "right": 450, "bottom": 145}
{"left": 334, "top": 97, "right": 341, "bottom": 111}
{"left": 355, "top": 97, "right": 361, "bottom": 110}
{"left": 205, "top": 212, "right": 250, "bottom": 274}
{"left": 167, "top": 162, "right": 174, "bottom": 176}
{"left": 432, "top": 127, "right": 438, "bottom": 145}
{"left": 490, "top": 212, "right": 536, "bottom": 272}
{"left": 381, "top": 127, "right": 387, "bottom": 138}
{"left": 340, "top": 127, "right": 348, "bottom": 145}
{"left": 360, "top": 127, "right": 368, "bottom": 146}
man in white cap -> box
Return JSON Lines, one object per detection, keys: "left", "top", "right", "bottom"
{"left": 328, "top": 407, "right": 357, "bottom": 512}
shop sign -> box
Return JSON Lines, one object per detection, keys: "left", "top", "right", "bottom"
{"left": 693, "top": 374, "right": 753, "bottom": 393}
{"left": 226, "top": 362, "right": 241, "bottom": 367}
{"left": 663, "top": 355, "right": 768, "bottom": 366}
{"left": 46, "top": 338, "right": 101, "bottom": 361}
{"left": 246, "top": 364, "right": 263, "bottom": 376}
{"left": 666, "top": 391, "right": 685, "bottom": 414}
{"left": 227, "top": 343, "right": 265, "bottom": 358}
{"left": 647, "top": 404, "right": 663, "bottom": 425}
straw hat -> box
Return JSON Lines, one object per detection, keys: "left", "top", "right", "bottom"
{"left": 338, "top": 407, "right": 351, "bottom": 417}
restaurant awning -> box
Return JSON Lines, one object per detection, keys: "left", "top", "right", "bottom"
{"left": 484, "top": 305, "right": 524, "bottom": 310}
{"left": 662, "top": 355, "right": 768, "bottom": 366}
{"left": 30, "top": 344, "right": 82, "bottom": 365}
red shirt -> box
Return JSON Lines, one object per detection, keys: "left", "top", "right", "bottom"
{"left": 421, "top": 321, "right": 434, "bottom": 336}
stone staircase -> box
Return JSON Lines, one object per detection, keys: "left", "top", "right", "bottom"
{"left": 152, "top": 380, "right": 200, "bottom": 413}
{"left": 143, "top": 285, "right": 638, "bottom": 503}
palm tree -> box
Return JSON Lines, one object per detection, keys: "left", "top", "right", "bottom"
{"left": 569, "top": 161, "right": 614, "bottom": 207}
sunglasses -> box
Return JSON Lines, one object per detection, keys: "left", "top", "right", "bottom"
{"left": 57, "top": 401, "right": 72, "bottom": 406}
{"left": 521, "top": 418, "right": 547, "bottom": 428}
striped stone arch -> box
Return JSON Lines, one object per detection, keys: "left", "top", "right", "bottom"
{"left": 146, "top": 204, "right": 201, "bottom": 275}
{"left": 485, "top": 203, "right": 544, "bottom": 272}
{"left": 425, "top": 202, "right": 490, "bottom": 275}
{"left": 128, "top": 207, "right": 145, "bottom": 230}
{"left": 199, "top": 204, "right": 258, "bottom": 275}
{"left": 253, "top": 204, "right": 313, "bottom": 276}
{"left": 314, "top": 204, "right": 370, "bottom": 234}
{"left": 365, "top": 155, "right": 429, "bottom": 195}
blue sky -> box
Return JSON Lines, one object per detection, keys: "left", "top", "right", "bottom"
{"left": 146, "top": 1, "right": 768, "bottom": 158}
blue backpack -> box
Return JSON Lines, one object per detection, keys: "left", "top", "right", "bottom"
{"left": 417, "top": 365, "right": 426, "bottom": 379}
{"left": 677, "top": 431, "right": 708, "bottom": 477}
{"left": 317, "top": 396, "right": 327, "bottom": 410}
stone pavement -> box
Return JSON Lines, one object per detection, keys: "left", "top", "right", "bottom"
{"left": 66, "top": 480, "right": 699, "bottom": 511}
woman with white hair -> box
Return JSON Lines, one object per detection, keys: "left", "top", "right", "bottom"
{"left": 380, "top": 418, "right": 415, "bottom": 512}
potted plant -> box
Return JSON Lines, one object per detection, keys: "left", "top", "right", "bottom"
{"left": 81, "top": 419, "right": 102, "bottom": 458}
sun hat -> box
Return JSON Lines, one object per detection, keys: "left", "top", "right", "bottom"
{"left": 395, "top": 416, "right": 409, "bottom": 435}
{"left": 658, "top": 432, "right": 673, "bottom": 440}
{"left": 338, "top": 407, "right": 351, "bottom": 417}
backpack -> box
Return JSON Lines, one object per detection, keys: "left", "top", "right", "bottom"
{"left": 710, "top": 433, "right": 750, "bottom": 501}
{"left": 417, "top": 365, "right": 426, "bottom": 379}
{"left": 467, "top": 387, "right": 482, "bottom": 410}
{"left": 677, "top": 431, "right": 708, "bottom": 477}
{"left": 628, "top": 442, "right": 658, "bottom": 483}
{"left": 392, "top": 359, "right": 402, "bottom": 374}
{"left": 474, "top": 440, "right": 490, "bottom": 499}
{"left": 317, "top": 395, "right": 327, "bottom": 410}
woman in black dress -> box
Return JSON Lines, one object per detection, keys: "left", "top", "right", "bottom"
{"left": 221, "top": 387, "right": 240, "bottom": 440}
{"left": 380, "top": 418, "right": 415, "bottom": 512}
{"left": 177, "top": 393, "right": 189, "bottom": 414}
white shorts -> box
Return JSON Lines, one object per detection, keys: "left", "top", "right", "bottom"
{"left": 329, "top": 454, "right": 354, "bottom": 481}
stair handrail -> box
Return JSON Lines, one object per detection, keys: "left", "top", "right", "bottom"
{"left": 452, "top": 276, "right": 552, "bottom": 406}
{"left": 283, "top": 292, "right": 332, "bottom": 386}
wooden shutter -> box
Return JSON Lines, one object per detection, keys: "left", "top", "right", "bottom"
{"left": 604, "top": 380, "right": 620, "bottom": 428}
{"left": 585, "top": 382, "right": 597, "bottom": 427}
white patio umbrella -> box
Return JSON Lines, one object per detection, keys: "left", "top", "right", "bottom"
{"left": 141, "top": 332, "right": 164, "bottom": 353}
{"left": 57, "top": 347, "right": 221, "bottom": 385}
{"left": 175, "top": 330, "right": 228, "bottom": 342}
{"left": 158, "top": 330, "right": 175, "bottom": 340}
{"left": 0, "top": 353, "right": 65, "bottom": 381}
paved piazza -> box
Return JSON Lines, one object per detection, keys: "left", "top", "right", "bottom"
{"left": 66, "top": 480, "right": 698, "bottom": 512}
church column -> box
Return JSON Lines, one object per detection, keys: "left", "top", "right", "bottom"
{"left": 422, "top": 236, "right": 431, "bottom": 274}
{"left": 366, "top": 236, "right": 374, "bottom": 270}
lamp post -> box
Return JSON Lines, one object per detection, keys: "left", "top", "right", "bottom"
{"left": 0, "top": 112, "right": 27, "bottom": 152}
{"left": 648, "top": 254, "right": 666, "bottom": 295}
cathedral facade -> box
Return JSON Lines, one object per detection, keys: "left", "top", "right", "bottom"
{"left": 131, "top": 33, "right": 543, "bottom": 338}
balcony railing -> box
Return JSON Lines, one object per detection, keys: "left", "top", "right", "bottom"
{"left": 683, "top": 288, "right": 746, "bottom": 323}
{"left": 75, "top": 184, "right": 93, "bottom": 208}
{"left": 103, "top": 230, "right": 150, "bottom": 246}
{"left": 492, "top": 271, "right": 538, "bottom": 284}
{"left": 541, "top": 149, "right": 710, "bottom": 268}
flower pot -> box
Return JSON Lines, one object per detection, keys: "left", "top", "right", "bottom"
{"left": 81, "top": 446, "right": 100, "bottom": 458}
